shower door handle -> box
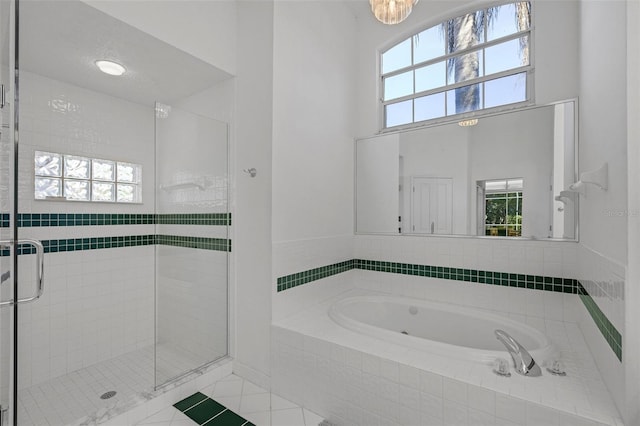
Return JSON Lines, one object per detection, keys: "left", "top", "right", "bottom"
{"left": 0, "top": 239, "right": 45, "bottom": 306}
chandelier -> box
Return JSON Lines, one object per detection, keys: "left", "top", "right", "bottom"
{"left": 370, "top": 0, "right": 419, "bottom": 25}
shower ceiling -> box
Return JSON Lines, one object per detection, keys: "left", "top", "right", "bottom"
{"left": 19, "top": 0, "right": 232, "bottom": 105}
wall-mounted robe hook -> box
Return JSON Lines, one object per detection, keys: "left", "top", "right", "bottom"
{"left": 243, "top": 168, "right": 257, "bottom": 178}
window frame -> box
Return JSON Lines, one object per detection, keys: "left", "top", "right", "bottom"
{"left": 378, "top": 1, "right": 535, "bottom": 132}
{"left": 34, "top": 151, "right": 143, "bottom": 204}
{"left": 483, "top": 178, "right": 523, "bottom": 237}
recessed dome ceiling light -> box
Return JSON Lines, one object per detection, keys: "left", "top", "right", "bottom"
{"left": 95, "top": 60, "right": 126, "bottom": 76}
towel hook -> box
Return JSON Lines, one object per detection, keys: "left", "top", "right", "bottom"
{"left": 243, "top": 168, "right": 257, "bottom": 178}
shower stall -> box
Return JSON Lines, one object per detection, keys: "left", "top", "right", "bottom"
{"left": 0, "top": 1, "right": 231, "bottom": 425}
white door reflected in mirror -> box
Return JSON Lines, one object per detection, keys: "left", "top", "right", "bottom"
{"left": 355, "top": 101, "right": 577, "bottom": 241}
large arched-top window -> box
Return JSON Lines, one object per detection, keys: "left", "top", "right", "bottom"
{"left": 381, "top": 2, "right": 532, "bottom": 129}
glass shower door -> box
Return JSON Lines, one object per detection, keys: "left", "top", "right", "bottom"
{"left": 154, "top": 103, "right": 229, "bottom": 387}
{"left": 0, "top": 0, "right": 14, "bottom": 423}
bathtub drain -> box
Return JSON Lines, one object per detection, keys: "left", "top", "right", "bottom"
{"left": 100, "top": 391, "right": 117, "bottom": 400}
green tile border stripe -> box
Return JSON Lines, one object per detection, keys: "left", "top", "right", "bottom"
{"left": 355, "top": 259, "right": 578, "bottom": 293}
{"left": 276, "top": 258, "right": 578, "bottom": 294}
{"left": 1, "top": 235, "right": 231, "bottom": 256}
{"left": 277, "top": 260, "right": 355, "bottom": 292}
{"left": 156, "top": 235, "right": 231, "bottom": 252}
{"left": 9, "top": 212, "right": 230, "bottom": 227}
{"left": 578, "top": 281, "right": 622, "bottom": 362}
{"left": 174, "top": 392, "right": 255, "bottom": 426}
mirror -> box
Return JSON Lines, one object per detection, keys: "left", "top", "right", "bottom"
{"left": 355, "top": 101, "right": 577, "bottom": 240}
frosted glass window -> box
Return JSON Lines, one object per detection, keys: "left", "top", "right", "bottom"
{"left": 34, "top": 151, "right": 142, "bottom": 203}
{"left": 64, "top": 180, "right": 90, "bottom": 201}
{"left": 117, "top": 184, "right": 135, "bottom": 203}
{"left": 92, "top": 159, "right": 115, "bottom": 181}
{"left": 35, "top": 177, "right": 61, "bottom": 199}
{"left": 35, "top": 152, "right": 62, "bottom": 177}
{"left": 117, "top": 162, "right": 139, "bottom": 183}
{"left": 92, "top": 182, "right": 115, "bottom": 202}
{"left": 64, "top": 156, "right": 90, "bottom": 179}
{"left": 379, "top": 2, "right": 532, "bottom": 129}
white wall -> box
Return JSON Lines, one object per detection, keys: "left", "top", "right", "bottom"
{"left": 233, "top": 0, "right": 274, "bottom": 386}
{"left": 625, "top": 0, "right": 640, "bottom": 423}
{"left": 271, "top": 0, "right": 357, "bottom": 319}
{"left": 271, "top": 0, "right": 356, "bottom": 243}
{"left": 357, "top": 134, "right": 400, "bottom": 234}
{"left": 83, "top": 0, "right": 237, "bottom": 75}
{"left": 577, "top": 0, "right": 628, "bottom": 419}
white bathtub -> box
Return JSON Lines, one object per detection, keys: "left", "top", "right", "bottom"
{"left": 328, "top": 295, "right": 556, "bottom": 364}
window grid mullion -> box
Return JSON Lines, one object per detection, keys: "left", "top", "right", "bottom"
{"left": 382, "top": 29, "right": 531, "bottom": 79}
{"left": 382, "top": 65, "right": 531, "bottom": 106}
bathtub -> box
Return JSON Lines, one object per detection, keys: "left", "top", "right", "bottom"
{"left": 328, "top": 295, "right": 556, "bottom": 364}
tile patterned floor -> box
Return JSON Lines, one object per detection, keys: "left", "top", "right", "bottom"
{"left": 137, "top": 374, "right": 324, "bottom": 426}
{"left": 18, "top": 344, "right": 220, "bottom": 426}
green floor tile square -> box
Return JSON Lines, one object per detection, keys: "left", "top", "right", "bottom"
{"left": 205, "top": 409, "right": 247, "bottom": 426}
{"left": 174, "top": 392, "right": 208, "bottom": 412}
{"left": 184, "top": 398, "right": 226, "bottom": 424}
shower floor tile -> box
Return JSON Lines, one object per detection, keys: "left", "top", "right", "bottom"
{"left": 138, "top": 374, "right": 325, "bottom": 426}
{"left": 18, "top": 343, "right": 218, "bottom": 426}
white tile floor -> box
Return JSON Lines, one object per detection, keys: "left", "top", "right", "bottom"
{"left": 18, "top": 343, "right": 225, "bottom": 426}
{"left": 136, "top": 374, "right": 324, "bottom": 426}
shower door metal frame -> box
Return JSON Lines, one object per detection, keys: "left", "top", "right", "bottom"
{"left": 1, "top": 1, "right": 47, "bottom": 424}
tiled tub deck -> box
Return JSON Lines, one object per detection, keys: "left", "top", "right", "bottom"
{"left": 271, "top": 288, "right": 622, "bottom": 426}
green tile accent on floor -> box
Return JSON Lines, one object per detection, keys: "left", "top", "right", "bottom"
{"left": 174, "top": 392, "right": 209, "bottom": 412}
{"left": 174, "top": 392, "right": 254, "bottom": 426}
{"left": 183, "top": 398, "right": 226, "bottom": 424}
{"left": 578, "top": 281, "right": 623, "bottom": 362}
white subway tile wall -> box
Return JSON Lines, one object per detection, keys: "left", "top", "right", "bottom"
{"left": 576, "top": 244, "right": 626, "bottom": 419}
{"left": 17, "top": 71, "right": 156, "bottom": 392}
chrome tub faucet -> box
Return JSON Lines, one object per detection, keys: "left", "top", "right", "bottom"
{"left": 495, "top": 329, "right": 542, "bottom": 377}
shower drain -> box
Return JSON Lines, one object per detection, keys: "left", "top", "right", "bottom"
{"left": 100, "top": 391, "right": 117, "bottom": 400}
